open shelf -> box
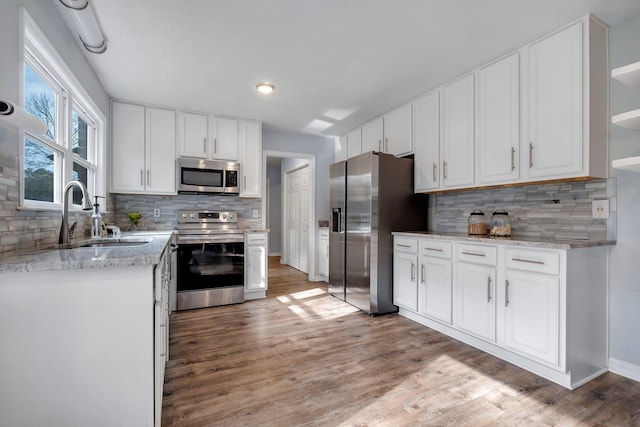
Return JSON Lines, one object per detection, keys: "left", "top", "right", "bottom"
{"left": 612, "top": 61, "right": 640, "bottom": 88}
{"left": 612, "top": 156, "right": 640, "bottom": 172}
{"left": 612, "top": 108, "right": 640, "bottom": 131}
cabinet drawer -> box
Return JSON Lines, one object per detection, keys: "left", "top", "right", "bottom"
{"left": 394, "top": 237, "right": 418, "bottom": 253}
{"left": 457, "top": 243, "right": 497, "bottom": 265}
{"left": 419, "top": 239, "right": 452, "bottom": 259}
{"left": 506, "top": 248, "right": 560, "bottom": 275}
{"left": 246, "top": 233, "right": 267, "bottom": 246}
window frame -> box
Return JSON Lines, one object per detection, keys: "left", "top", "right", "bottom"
{"left": 19, "top": 9, "right": 106, "bottom": 212}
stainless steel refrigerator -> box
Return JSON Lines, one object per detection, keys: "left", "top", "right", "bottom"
{"left": 329, "top": 151, "right": 427, "bottom": 315}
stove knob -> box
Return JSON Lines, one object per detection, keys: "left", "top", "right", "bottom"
{"left": 181, "top": 213, "right": 187, "bottom": 218}
{"left": 189, "top": 213, "right": 195, "bottom": 219}
{"left": 221, "top": 213, "right": 227, "bottom": 220}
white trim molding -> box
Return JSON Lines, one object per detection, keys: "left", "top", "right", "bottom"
{"left": 609, "top": 357, "right": 640, "bottom": 383}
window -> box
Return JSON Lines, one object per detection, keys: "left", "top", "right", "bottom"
{"left": 21, "top": 12, "right": 105, "bottom": 210}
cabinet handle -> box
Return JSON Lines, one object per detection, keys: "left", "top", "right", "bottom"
{"left": 511, "top": 147, "right": 516, "bottom": 171}
{"left": 214, "top": 137, "right": 218, "bottom": 154}
{"left": 147, "top": 169, "right": 150, "bottom": 186}
{"left": 397, "top": 244, "right": 412, "bottom": 248}
{"left": 443, "top": 161, "right": 448, "bottom": 179}
{"left": 243, "top": 175, "right": 247, "bottom": 190}
{"left": 424, "top": 247, "right": 443, "bottom": 252}
{"left": 432, "top": 163, "right": 437, "bottom": 182}
{"left": 462, "top": 251, "right": 486, "bottom": 257}
{"left": 487, "top": 277, "right": 492, "bottom": 302}
{"left": 511, "top": 257, "right": 545, "bottom": 265}
{"left": 384, "top": 137, "right": 389, "bottom": 152}
{"left": 203, "top": 137, "right": 207, "bottom": 153}
{"left": 421, "top": 264, "right": 425, "bottom": 284}
{"left": 505, "top": 280, "right": 510, "bottom": 307}
{"left": 411, "top": 262, "right": 415, "bottom": 282}
{"left": 529, "top": 143, "right": 534, "bottom": 168}
{"left": 140, "top": 169, "right": 144, "bottom": 186}
{"left": 378, "top": 139, "right": 382, "bottom": 152}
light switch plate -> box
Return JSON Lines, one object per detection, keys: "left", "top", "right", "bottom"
{"left": 252, "top": 208, "right": 259, "bottom": 218}
{"left": 153, "top": 208, "right": 160, "bottom": 218}
{"left": 592, "top": 200, "right": 609, "bottom": 219}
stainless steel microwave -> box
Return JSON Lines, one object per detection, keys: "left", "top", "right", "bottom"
{"left": 177, "top": 158, "right": 240, "bottom": 194}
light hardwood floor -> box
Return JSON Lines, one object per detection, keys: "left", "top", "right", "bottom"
{"left": 162, "top": 257, "right": 640, "bottom": 426}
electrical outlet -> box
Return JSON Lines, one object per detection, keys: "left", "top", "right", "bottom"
{"left": 153, "top": 208, "right": 160, "bottom": 218}
{"left": 252, "top": 208, "right": 259, "bottom": 218}
{"left": 592, "top": 200, "right": 609, "bottom": 219}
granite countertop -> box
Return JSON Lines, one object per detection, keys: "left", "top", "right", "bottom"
{"left": 392, "top": 231, "right": 616, "bottom": 249}
{"left": 0, "top": 231, "right": 175, "bottom": 273}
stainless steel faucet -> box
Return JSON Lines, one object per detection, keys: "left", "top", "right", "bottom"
{"left": 59, "top": 180, "right": 93, "bottom": 244}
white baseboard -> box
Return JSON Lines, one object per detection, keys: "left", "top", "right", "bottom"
{"left": 268, "top": 252, "right": 282, "bottom": 257}
{"left": 609, "top": 357, "right": 640, "bottom": 382}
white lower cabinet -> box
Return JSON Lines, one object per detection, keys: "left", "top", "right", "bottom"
{"left": 318, "top": 228, "right": 329, "bottom": 280}
{"left": 245, "top": 232, "right": 268, "bottom": 299}
{"left": 393, "top": 238, "right": 419, "bottom": 312}
{"left": 393, "top": 234, "right": 608, "bottom": 389}
{"left": 418, "top": 240, "right": 452, "bottom": 324}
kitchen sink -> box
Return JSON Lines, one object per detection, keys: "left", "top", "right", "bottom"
{"left": 76, "top": 239, "right": 152, "bottom": 248}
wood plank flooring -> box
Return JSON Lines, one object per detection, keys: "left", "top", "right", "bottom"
{"left": 162, "top": 257, "right": 640, "bottom": 426}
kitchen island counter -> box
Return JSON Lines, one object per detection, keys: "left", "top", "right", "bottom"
{"left": 0, "top": 231, "right": 175, "bottom": 273}
{"left": 392, "top": 231, "right": 615, "bottom": 250}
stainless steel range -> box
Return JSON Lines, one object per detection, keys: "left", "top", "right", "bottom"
{"left": 176, "top": 210, "right": 245, "bottom": 310}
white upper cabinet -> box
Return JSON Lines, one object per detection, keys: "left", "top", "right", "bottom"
{"left": 177, "top": 111, "right": 208, "bottom": 158}
{"left": 347, "top": 128, "right": 362, "bottom": 159}
{"left": 383, "top": 104, "right": 413, "bottom": 156}
{"left": 212, "top": 117, "right": 239, "bottom": 161}
{"left": 442, "top": 74, "right": 475, "bottom": 188}
{"left": 177, "top": 113, "right": 238, "bottom": 161}
{"left": 362, "top": 118, "right": 383, "bottom": 153}
{"left": 239, "top": 119, "right": 262, "bottom": 198}
{"left": 112, "top": 101, "right": 176, "bottom": 195}
{"left": 335, "top": 135, "right": 347, "bottom": 162}
{"left": 413, "top": 91, "right": 440, "bottom": 192}
{"left": 525, "top": 18, "right": 608, "bottom": 181}
{"left": 478, "top": 52, "right": 520, "bottom": 185}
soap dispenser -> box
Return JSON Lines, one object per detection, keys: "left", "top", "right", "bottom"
{"left": 91, "top": 196, "right": 105, "bottom": 238}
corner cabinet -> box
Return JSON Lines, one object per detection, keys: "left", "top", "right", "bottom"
{"left": 239, "top": 120, "right": 262, "bottom": 198}
{"left": 393, "top": 234, "right": 609, "bottom": 390}
{"left": 245, "top": 232, "right": 268, "bottom": 300}
{"left": 112, "top": 101, "right": 176, "bottom": 195}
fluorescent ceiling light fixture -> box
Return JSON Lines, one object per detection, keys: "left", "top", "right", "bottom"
{"left": 303, "top": 119, "right": 333, "bottom": 132}
{"left": 256, "top": 82, "right": 276, "bottom": 94}
{"left": 323, "top": 107, "right": 356, "bottom": 121}
{"left": 58, "top": 0, "right": 107, "bottom": 54}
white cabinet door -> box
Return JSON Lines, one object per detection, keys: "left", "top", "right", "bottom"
{"left": 393, "top": 251, "right": 418, "bottom": 312}
{"left": 239, "top": 120, "right": 262, "bottom": 197}
{"left": 413, "top": 91, "right": 440, "bottom": 192}
{"left": 527, "top": 22, "right": 583, "bottom": 179}
{"left": 456, "top": 262, "right": 496, "bottom": 341}
{"left": 347, "top": 128, "right": 362, "bottom": 159}
{"left": 145, "top": 107, "right": 176, "bottom": 194}
{"left": 112, "top": 102, "right": 146, "bottom": 193}
{"left": 246, "top": 245, "right": 267, "bottom": 291}
{"left": 504, "top": 270, "right": 559, "bottom": 366}
{"left": 335, "top": 135, "right": 347, "bottom": 162}
{"left": 362, "top": 118, "right": 383, "bottom": 153}
{"left": 478, "top": 53, "right": 520, "bottom": 184}
{"left": 442, "top": 74, "right": 475, "bottom": 188}
{"left": 177, "top": 112, "right": 208, "bottom": 158}
{"left": 384, "top": 104, "right": 413, "bottom": 156}
{"left": 419, "top": 256, "right": 452, "bottom": 324}
{"left": 212, "top": 116, "right": 239, "bottom": 161}
{"left": 318, "top": 229, "right": 329, "bottom": 278}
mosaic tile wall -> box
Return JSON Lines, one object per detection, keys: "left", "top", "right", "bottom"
{"left": 429, "top": 178, "right": 616, "bottom": 240}
{"left": 112, "top": 193, "right": 263, "bottom": 231}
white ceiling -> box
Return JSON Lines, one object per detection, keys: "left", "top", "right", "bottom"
{"left": 64, "top": 0, "right": 640, "bottom": 138}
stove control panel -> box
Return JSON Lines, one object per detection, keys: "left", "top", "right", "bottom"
{"left": 178, "top": 210, "right": 237, "bottom": 224}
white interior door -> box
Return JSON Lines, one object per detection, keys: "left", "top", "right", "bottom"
{"left": 299, "top": 167, "right": 309, "bottom": 273}
{"left": 287, "top": 171, "right": 299, "bottom": 270}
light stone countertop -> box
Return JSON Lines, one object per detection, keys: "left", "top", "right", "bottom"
{"left": 392, "top": 231, "right": 616, "bottom": 249}
{"left": 0, "top": 231, "right": 175, "bottom": 273}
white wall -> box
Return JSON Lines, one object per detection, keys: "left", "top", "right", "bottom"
{"left": 266, "top": 161, "right": 282, "bottom": 254}
{"left": 609, "top": 13, "right": 640, "bottom": 372}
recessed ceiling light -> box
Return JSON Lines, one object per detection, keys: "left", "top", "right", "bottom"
{"left": 256, "top": 82, "right": 275, "bottom": 95}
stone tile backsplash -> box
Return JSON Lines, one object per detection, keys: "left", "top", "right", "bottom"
{"left": 430, "top": 179, "right": 616, "bottom": 240}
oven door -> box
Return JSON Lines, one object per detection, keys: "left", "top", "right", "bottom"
{"left": 176, "top": 240, "right": 245, "bottom": 309}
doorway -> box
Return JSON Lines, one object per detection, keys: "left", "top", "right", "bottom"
{"left": 263, "top": 150, "right": 318, "bottom": 281}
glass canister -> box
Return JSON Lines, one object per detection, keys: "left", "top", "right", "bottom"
{"left": 490, "top": 210, "right": 512, "bottom": 237}
{"left": 467, "top": 210, "right": 488, "bottom": 236}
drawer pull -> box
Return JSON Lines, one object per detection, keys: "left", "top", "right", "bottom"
{"left": 424, "top": 247, "right": 444, "bottom": 252}
{"left": 462, "top": 251, "right": 486, "bottom": 257}
{"left": 397, "top": 244, "right": 412, "bottom": 248}
{"left": 512, "top": 257, "right": 545, "bottom": 265}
